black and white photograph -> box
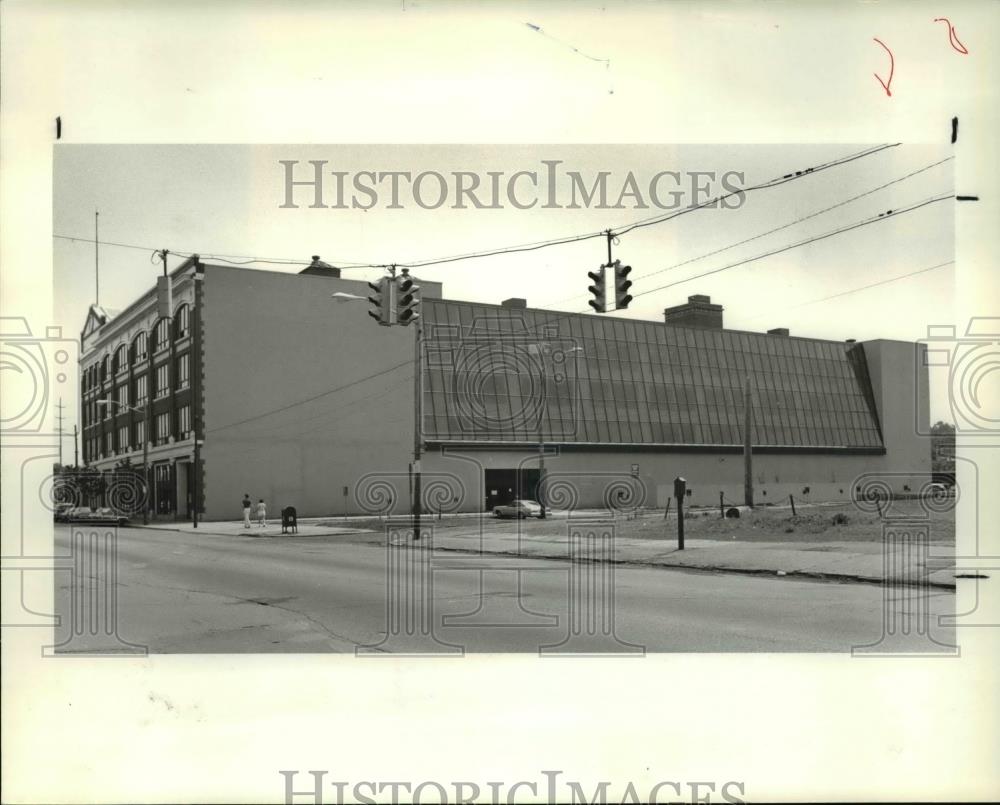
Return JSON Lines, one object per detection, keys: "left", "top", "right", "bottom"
{"left": 48, "top": 143, "right": 959, "bottom": 656}
{"left": 2, "top": 2, "right": 998, "bottom": 804}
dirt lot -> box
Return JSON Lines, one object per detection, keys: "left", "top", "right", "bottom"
{"left": 321, "top": 499, "right": 955, "bottom": 545}
{"left": 617, "top": 500, "right": 955, "bottom": 544}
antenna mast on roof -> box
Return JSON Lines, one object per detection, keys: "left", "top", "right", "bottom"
{"left": 95, "top": 210, "right": 100, "bottom": 306}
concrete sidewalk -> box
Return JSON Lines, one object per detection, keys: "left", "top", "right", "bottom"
{"left": 133, "top": 516, "right": 958, "bottom": 589}
{"left": 135, "top": 520, "right": 374, "bottom": 538}
{"left": 425, "top": 526, "right": 958, "bottom": 589}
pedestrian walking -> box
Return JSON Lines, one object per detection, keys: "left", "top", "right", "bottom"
{"left": 242, "top": 493, "right": 252, "bottom": 528}
{"left": 256, "top": 498, "right": 267, "bottom": 527}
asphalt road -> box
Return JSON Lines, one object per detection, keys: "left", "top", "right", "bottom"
{"left": 52, "top": 525, "right": 956, "bottom": 654}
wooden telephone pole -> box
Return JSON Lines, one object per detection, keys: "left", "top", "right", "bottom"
{"left": 743, "top": 374, "right": 753, "bottom": 508}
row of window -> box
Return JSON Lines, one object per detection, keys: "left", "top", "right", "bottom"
{"left": 84, "top": 405, "right": 192, "bottom": 461}
{"left": 82, "top": 305, "right": 191, "bottom": 391}
{"left": 81, "top": 355, "right": 190, "bottom": 428}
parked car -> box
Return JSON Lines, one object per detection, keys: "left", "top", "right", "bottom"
{"left": 492, "top": 499, "right": 543, "bottom": 519}
{"left": 65, "top": 507, "right": 128, "bottom": 525}
{"left": 53, "top": 503, "right": 75, "bottom": 522}
{"left": 67, "top": 507, "right": 98, "bottom": 522}
{"left": 92, "top": 507, "right": 129, "bottom": 525}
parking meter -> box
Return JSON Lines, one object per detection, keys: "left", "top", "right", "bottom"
{"left": 673, "top": 476, "right": 686, "bottom": 549}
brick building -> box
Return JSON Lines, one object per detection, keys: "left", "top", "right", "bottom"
{"left": 79, "top": 256, "right": 930, "bottom": 520}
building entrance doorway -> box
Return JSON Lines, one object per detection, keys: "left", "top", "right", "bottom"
{"left": 484, "top": 468, "right": 541, "bottom": 510}
{"left": 153, "top": 463, "right": 174, "bottom": 515}
{"left": 176, "top": 461, "right": 192, "bottom": 518}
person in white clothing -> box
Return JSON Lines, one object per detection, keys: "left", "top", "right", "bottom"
{"left": 256, "top": 499, "right": 267, "bottom": 527}
{"left": 242, "top": 494, "right": 252, "bottom": 528}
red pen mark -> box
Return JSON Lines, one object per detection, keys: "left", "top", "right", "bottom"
{"left": 873, "top": 37, "right": 894, "bottom": 96}
{"left": 934, "top": 17, "right": 969, "bottom": 54}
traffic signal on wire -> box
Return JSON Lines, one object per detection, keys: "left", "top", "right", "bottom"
{"left": 367, "top": 276, "right": 395, "bottom": 325}
{"left": 587, "top": 266, "right": 607, "bottom": 313}
{"left": 613, "top": 261, "right": 633, "bottom": 310}
{"left": 396, "top": 271, "right": 421, "bottom": 326}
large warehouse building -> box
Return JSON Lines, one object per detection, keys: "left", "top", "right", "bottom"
{"left": 79, "top": 256, "right": 930, "bottom": 520}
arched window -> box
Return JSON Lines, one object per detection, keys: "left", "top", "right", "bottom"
{"left": 174, "top": 304, "right": 190, "bottom": 339}
{"left": 100, "top": 355, "right": 110, "bottom": 383}
{"left": 131, "top": 331, "right": 148, "bottom": 364}
{"left": 154, "top": 319, "right": 170, "bottom": 353}
{"left": 114, "top": 345, "right": 128, "bottom": 375}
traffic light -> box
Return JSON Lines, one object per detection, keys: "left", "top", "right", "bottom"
{"left": 613, "top": 261, "right": 633, "bottom": 310}
{"left": 395, "top": 271, "right": 421, "bottom": 325}
{"left": 587, "top": 266, "right": 607, "bottom": 313}
{"left": 367, "top": 276, "right": 395, "bottom": 325}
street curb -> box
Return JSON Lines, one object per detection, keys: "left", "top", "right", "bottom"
{"left": 128, "top": 524, "right": 375, "bottom": 539}
{"left": 428, "top": 545, "right": 958, "bottom": 591}
{"left": 126, "top": 524, "right": 958, "bottom": 591}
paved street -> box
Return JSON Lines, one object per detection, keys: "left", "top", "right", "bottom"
{"left": 52, "top": 524, "right": 956, "bottom": 654}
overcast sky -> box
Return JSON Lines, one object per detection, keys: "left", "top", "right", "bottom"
{"left": 53, "top": 143, "right": 954, "bottom": 428}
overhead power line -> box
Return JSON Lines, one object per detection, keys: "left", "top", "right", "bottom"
{"left": 625, "top": 192, "right": 954, "bottom": 302}
{"left": 52, "top": 144, "right": 899, "bottom": 274}
{"left": 779, "top": 260, "right": 954, "bottom": 311}
{"left": 629, "top": 156, "right": 953, "bottom": 284}
{"left": 611, "top": 143, "right": 899, "bottom": 238}
{"left": 540, "top": 154, "right": 952, "bottom": 310}
{"left": 385, "top": 144, "right": 900, "bottom": 270}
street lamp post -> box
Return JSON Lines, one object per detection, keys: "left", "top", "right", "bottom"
{"left": 97, "top": 398, "right": 149, "bottom": 525}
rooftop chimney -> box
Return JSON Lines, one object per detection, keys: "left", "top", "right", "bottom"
{"left": 299, "top": 255, "right": 342, "bottom": 278}
{"left": 767, "top": 327, "right": 790, "bottom": 336}
{"left": 663, "top": 294, "right": 723, "bottom": 329}
{"left": 501, "top": 298, "right": 527, "bottom": 309}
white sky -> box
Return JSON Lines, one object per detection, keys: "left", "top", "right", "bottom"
{"left": 54, "top": 143, "right": 954, "bottom": 427}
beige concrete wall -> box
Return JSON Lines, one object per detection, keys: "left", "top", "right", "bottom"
{"left": 420, "top": 446, "right": 901, "bottom": 512}
{"left": 862, "top": 339, "right": 932, "bottom": 478}
{"left": 195, "top": 267, "right": 931, "bottom": 518}
{"left": 199, "top": 265, "right": 421, "bottom": 519}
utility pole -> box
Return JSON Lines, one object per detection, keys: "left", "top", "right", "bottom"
{"left": 743, "top": 374, "right": 754, "bottom": 508}
{"left": 95, "top": 211, "right": 100, "bottom": 306}
{"left": 56, "top": 398, "right": 65, "bottom": 467}
{"left": 538, "top": 424, "right": 546, "bottom": 519}
{"left": 192, "top": 262, "right": 201, "bottom": 529}
{"left": 412, "top": 314, "right": 423, "bottom": 541}
{"left": 141, "top": 407, "right": 149, "bottom": 525}
{"left": 73, "top": 424, "right": 79, "bottom": 467}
